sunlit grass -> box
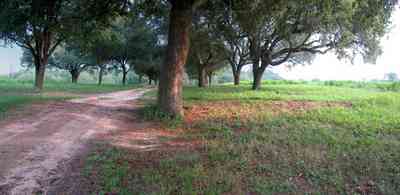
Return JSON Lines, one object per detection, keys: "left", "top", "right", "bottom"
{"left": 183, "top": 82, "right": 393, "bottom": 102}
{"left": 85, "top": 81, "right": 400, "bottom": 194}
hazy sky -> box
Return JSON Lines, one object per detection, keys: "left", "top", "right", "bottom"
{"left": 272, "top": 9, "right": 400, "bottom": 81}
{"left": 0, "top": 9, "right": 399, "bottom": 80}
{"left": 0, "top": 46, "right": 22, "bottom": 75}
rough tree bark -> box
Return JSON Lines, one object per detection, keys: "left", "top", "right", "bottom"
{"left": 121, "top": 63, "right": 128, "bottom": 85}
{"left": 31, "top": 30, "right": 53, "bottom": 91}
{"left": 138, "top": 75, "right": 143, "bottom": 83}
{"left": 157, "top": 1, "right": 194, "bottom": 117}
{"left": 70, "top": 69, "right": 80, "bottom": 84}
{"left": 198, "top": 65, "right": 208, "bottom": 88}
{"left": 123, "top": 73, "right": 127, "bottom": 85}
{"left": 252, "top": 66, "right": 266, "bottom": 90}
{"left": 98, "top": 66, "right": 104, "bottom": 85}
{"left": 33, "top": 55, "right": 48, "bottom": 91}
{"left": 30, "top": 0, "right": 60, "bottom": 91}
{"left": 249, "top": 38, "right": 267, "bottom": 90}
{"left": 233, "top": 70, "right": 241, "bottom": 85}
{"left": 230, "top": 62, "right": 245, "bottom": 86}
{"left": 208, "top": 73, "right": 212, "bottom": 86}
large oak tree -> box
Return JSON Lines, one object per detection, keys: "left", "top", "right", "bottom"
{"left": 156, "top": 0, "right": 206, "bottom": 117}
{"left": 228, "top": 0, "right": 398, "bottom": 90}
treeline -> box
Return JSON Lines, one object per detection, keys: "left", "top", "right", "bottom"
{"left": 17, "top": 10, "right": 162, "bottom": 86}
{"left": 0, "top": 0, "right": 398, "bottom": 117}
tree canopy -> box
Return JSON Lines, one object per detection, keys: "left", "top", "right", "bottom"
{"left": 0, "top": 0, "right": 128, "bottom": 89}
{"left": 206, "top": 0, "right": 398, "bottom": 89}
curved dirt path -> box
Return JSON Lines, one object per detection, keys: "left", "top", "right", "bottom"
{"left": 0, "top": 89, "right": 150, "bottom": 195}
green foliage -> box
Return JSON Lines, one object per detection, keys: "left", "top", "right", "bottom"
{"left": 208, "top": 0, "right": 398, "bottom": 89}
{"left": 385, "top": 72, "right": 399, "bottom": 81}
{"left": 51, "top": 45, "right": 95, "bottom": 72}
{"left": 186, "top": 15, "right": 228, "bottom": 81}
{"left": 0, "top": 0, "right": 129, "bottom": 89}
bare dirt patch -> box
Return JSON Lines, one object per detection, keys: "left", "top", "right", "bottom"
{"left": 184, "top": 100, "right": 351, "bottom": 125}
{"left": 0, "top": 89, "right": 153, "bottom": 195}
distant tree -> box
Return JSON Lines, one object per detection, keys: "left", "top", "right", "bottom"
{"left": 131, "top": 46, "right": 163, "bottom": 85}
{"left": 20, "top": 44, "right": 94, "bottom": 84}
{"left": 207, "top": 7, "right": 251, "bottom": 86}
{"left": 385, "top": 72, "right": 399, "bottom": 81}
{"left": 0, "top": 0, "right": 128, "bottom": 90}
{"left": 109, "top": 15, "right": 157, "bottom": 85}
{"left": 186, "top": 16, "right": 228, "bottom": 88}
{"left": 50, "top": 45, "right": 95, "bottom": 83}
{"left": 108, "top": 18, "right": 132, "bottom": 85}
{"left": 225, "top": 36, "right": 250, "bottom": 86}
{"left": 133, "top": 63, "right": 160, "bottom": 85}
{"left": 78, "top": 29, "right": 116, "bottom": 86}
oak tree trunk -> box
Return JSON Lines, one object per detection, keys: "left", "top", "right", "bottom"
{"left": 252, "top": 66, "right": 265, "bottom": 90}
{"left": 208, "top": 73, "right": 212, "bottom": 86}
{"left": 198, "top": 66, "right": 208, "bottom": 88}
{"left": 122, "top": 65, "right": 128, "bottom": 85}
{"left": 98, "top": 67, "right": 104, "bottom": 85}
{"left": 233, "top": 70, "right": 241, "bottom": 85}
{"left": 231, "top": 64, "right": 243, "bottom": 86}
{"left": 33, "top": 35, "right": 52, "bottom": 91}
{"left": 122, "top": 71, "right": 127, "bottom": 85}
{"left": 71, "top": 70, "right": 80, "bottom": 84}
{"left": 157, "top": 2, "right": 193, "bottom": 117}
{"left": 34, "top": 59, "right": 47, "bottom": 91}
{"left": 32, "top": 0, "right": 57, "bottom": 91}
{"left": 138, "top": 75, "right": 143, "bottom": 83}
{"left": 234, "top": 73, "right": 240, "bottom": 85}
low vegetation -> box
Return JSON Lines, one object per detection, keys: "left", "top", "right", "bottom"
{"left": 84, "top": 81, "right": 400, "bottom": 194}
{"left": 0, "top": 76, "right": 138, "bottom": 118}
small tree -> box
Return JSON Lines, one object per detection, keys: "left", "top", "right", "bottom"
{"left": 79, "top": 29, "right": 116, "bottom": 86}
{"left": 186, "top": 25, "right": 228, "bottom": 88}
{"left": 132, "top": 45, "right": 163, "bottom": 85}
{"left": 209, "top": 8, "right": 251, "bottom": 86}
{"left": 51, "top": 45, "right": 95, "bottom": 83}
{"left": 385, "top": 72, "right": 399, "bottom": 81}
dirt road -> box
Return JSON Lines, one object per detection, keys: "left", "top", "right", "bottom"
{"left": 0, "top": 89, "right": 150, "bottom": 195}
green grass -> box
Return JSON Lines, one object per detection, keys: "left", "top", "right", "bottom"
{"left": 0, "top": 76, "right": 139, "bottom": 119}
{"left": 85, "top": 81, "right": 400, "bottom": 194}
{"left": 183, "top": 82, "right": 394, "bottom": 102}
{"left": 0, "top": 76, "right": 136, "bottom": 94}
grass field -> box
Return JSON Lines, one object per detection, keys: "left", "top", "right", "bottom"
{"left": 0, "top": 76, "right": 138, "bottom": 118}
{"left": 85, "top": 81, "right": 400, "bottom": 194}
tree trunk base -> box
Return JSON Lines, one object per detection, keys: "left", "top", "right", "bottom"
{"left": 157, "top": 2, "right": 193, "bottom": 118}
